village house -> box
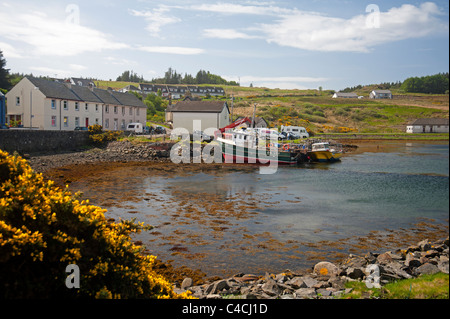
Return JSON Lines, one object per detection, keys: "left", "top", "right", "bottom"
{"left": 68, "top": 77, "right": 96, "bottom": 88}
{"left": 332, "top": 92, "right": 358, "bottom": 98}
{"left": 169, "top": 100, "right": 230, "bottom": 134}
{"left": 6, "top": 77, "right": 146, "bottom": 131}
{"left": 235, "top": 116, "right": 269, "bottom": 128}
{"left": 406, "top": 118, "right": 449, "bottom": 133}
{"left": 369, "top": 90, "right": 392, "bottom": 99}
{"left": 132, "top": 83, "right": 225, "bottom": 100}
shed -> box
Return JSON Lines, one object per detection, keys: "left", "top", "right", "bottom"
{"left": 406, "top": 118, "right": 449, "bottom": 133}
{"left": 169, "top": 101, "right": 230, "bottom": 134}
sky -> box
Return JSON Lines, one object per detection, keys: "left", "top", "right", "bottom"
{"left": 0, "top": 0, "right": 448, "bottom": 91}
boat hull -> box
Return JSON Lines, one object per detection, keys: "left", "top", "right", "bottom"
{"left": 307, "top": 151, "right": 342, "bottom": 162}
{"left": 220, "top": 141, "right": 298, "bottom": 165}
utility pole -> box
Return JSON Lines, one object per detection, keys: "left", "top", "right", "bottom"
{"left": 251, "top": 103, "right": 256, "bottom": 128}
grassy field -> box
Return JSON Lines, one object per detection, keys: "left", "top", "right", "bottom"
{"left": 340, "top": 273, "right": 449, "bottom": 299}
{"left": 96, "top": 80, "right": 448, "bottom": 135}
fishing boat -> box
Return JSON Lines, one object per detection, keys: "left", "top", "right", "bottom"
{"left": 307, "top": 142, "right": 343, "bottom": 162}
{"left": 216, "top": 128, "right": 304, "bottom": 165}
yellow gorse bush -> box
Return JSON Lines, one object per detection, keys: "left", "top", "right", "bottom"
{"left": 0, "top": 150, "right": 193, "bottom": 299}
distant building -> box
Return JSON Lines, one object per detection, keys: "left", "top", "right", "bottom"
{"left": 332, "top": 92, "right": 358, "bottom": 98}
{"left": 236, "top": 116, "right": 268, "bottom": 128}
{"left": 406, "top": 118, "right": 449, "bottom": 133}
{"left": 369, "top": 90, "right": 392, "bottom": 99}
{"left": 169, "top": 100, "right": 230, "bottom": 134}
{"left": 69, "top": 77, "right": 96, "bottom": 88}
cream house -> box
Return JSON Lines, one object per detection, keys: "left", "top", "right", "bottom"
{"left": 6, "top": 77, "right": 146, "bottom": 131}
{"left": 170, "top": 101, "right": 230, "bottom": 134}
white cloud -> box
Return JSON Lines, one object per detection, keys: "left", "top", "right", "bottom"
{"left": 0, "top": 41, "right": 24, "bottom": 59}
{"left": 193, "top": 3, "right": 293, "bottom": 16}
{"left": 130, "top": 7, "right": 181, "bottom": 37}
{"left": 203, "top": 29, "right": 259, "bottom": 40}
{"left": 30, "top": 63, "right": 89, "bottom": 77}
{"left": 187, "top": 2, "right": 447, "bottom": 53}
{"left": 0, "top": 9, "right": 128, "bottom": 57}
{"left": 139, "top": 46, "right": 205, "bottom": 55}
{"left": 259, "top": 2, "right": 447, "bottom": 52}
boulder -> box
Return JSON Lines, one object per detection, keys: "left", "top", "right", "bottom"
{"left": 302, "top": 276, "right": 319, "bottom": 288}
{"left": 294, "top": 288, "right": 316, "bottom": 299}
{"left": 377, "top": 252, "right": 393, "bottom": 265}
{"left": 261, "top": 279, "right": 282, "bottom": 296}
{"left": 346, "top": 267, "right": 365, "bottom": 280}
{"left": 313, "top": 261, "right": 339, "bottom": 277}
{"left": 287, "top": 277, "right": 307, "bottom": 289}
{"left": 181, "top": 277, "right": 193, "bottom": 290}
{"left": 418, "top": 239, "right": 432, "bottom": 252}
{"left": 416, "top": 263, "right": 440, "bottom": 275}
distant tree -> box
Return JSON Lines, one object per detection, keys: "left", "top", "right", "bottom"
{"left": 0, "top": 50, "right": 11, "bottom": 90}
{"left": 401, "top": 73, "right": 449, "bottom": 94}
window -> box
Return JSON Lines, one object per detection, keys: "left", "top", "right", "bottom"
{"left": 114, "top": 106, "right": 118, "bottom": 114}
{"left": 105, "top": 105, "right": 109, "bottom": 113}
{"left": 51, "top": 116, "right": 57, "bottom": 127}
{"left": 129, "top": 107, "right": 133, "bottom": 115}
{"left": 95, "top": 104, "right": 99, "bottom": 112}
{"left": 105, "top": 119, "right": 109, "bottom": 129}
{"left": 51, "top": 100, "right": 56, "bottom": 109}
{"left": 85, "top": 103, "right": 89, "bottom": 111}
{"left": 75, "top": 102, "right": 79, "bottom": 111}
{"left": 16, "top": 97, "right": 20, "bottom": 106}
{"left": 95, "top": 118, "right": 99, "bottom": 125}
{"left": 136, "top": 108, "right": 140, "bottom": 116}
{"left": 64, "top": 117, "right": 69, "bottom": 127}
{"left": 122, "top": 107, "right": 125, "bottom": 116}
{"left": 121, "top": 119, "right": 126, "bottom": 129}
{"left": 75, "top": 117, "right": 79, "bottom": 127}
{"left": 63, "top": 101, "right": 68, "bottom": 110}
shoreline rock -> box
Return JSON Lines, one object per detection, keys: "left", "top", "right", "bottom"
{"left": 175, "top": 237, "right": 449, "bottom": 299}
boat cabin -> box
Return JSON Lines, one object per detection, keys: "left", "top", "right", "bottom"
{"left": 311, "top": 142, "right": 331, "bottom": 152}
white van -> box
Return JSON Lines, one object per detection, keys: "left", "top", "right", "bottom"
{"left": 280, "top": 126, "right": 309, "bottom": 138}
{"left": 126, "top": 123, "right": 144, "bottom": 134}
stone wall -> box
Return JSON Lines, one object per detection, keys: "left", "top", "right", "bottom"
{"left": 0, "top": 130, "right": 90, "bottom": 154}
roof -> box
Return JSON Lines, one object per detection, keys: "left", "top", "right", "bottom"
{"left": 70, "top": 77, "right": 96, "bottom": 87}
{"left": 70, "top": 85, "right": 104, "bottom": 104}
{"left": 170, "top": 101, "right": 228, "bottom": 113}
{"left": 410, "top": 118, "right": 449, "bottom": 126}
{"left": 25, "top": 77, "right": 145, "bottom": 108}
{"left": 333, "top": 92, "right": 358, "bottom": 97}
{"left": 236, "top": 116, "right": 268, "bottom": 126}
{"left": 109, "top": 91, "right": 146, "bottom": 108}
{"left": 372, "top": 90, "right": 392, "bottom": 94}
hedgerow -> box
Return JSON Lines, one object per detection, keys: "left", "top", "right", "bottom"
{"left": 0, "top": 150, "right": 193, "bottom": 299}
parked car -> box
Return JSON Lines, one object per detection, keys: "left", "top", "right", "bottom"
{"left": 74, "top": 126, "right": 88, "bottom": 131}
{"left": 154, "top": 126, "right": 166, "bottom": 134}
{"left": 193, "top": 130, "right": 213, "bottom": 142}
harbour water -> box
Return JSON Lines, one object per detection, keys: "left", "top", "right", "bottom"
{"left": 71, "top": 141, "right": 449, "bottom": 277}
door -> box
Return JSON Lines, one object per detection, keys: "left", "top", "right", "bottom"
{"left": 85, "top": 118, "right": 89, "bottom": 127}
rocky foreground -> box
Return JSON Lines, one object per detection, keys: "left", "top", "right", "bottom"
{"left": 175, "top": 238, "right": 449, "bottom": 299}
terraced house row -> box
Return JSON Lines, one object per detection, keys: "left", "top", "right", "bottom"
{"left": 5, "top": 77, "right": 146, "bottom": 130}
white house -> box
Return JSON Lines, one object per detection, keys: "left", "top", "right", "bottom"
{"left": 332, "top": 92, "right": 358, "bottom": 98}
{"left": 6, "top": 77, "right": 146, "bottom": 131}
{"left": 369, "top": 90, "right": 392, "bottom": 99}
{"left": 170, "top": 100, "right": 230, "bottom": 134}
{"left": 406, "top": 118, "right": 449, "bottom": 133}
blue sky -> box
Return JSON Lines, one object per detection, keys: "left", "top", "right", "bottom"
{"left": 0, "top": 0, "right": 448, "bottom": 90}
